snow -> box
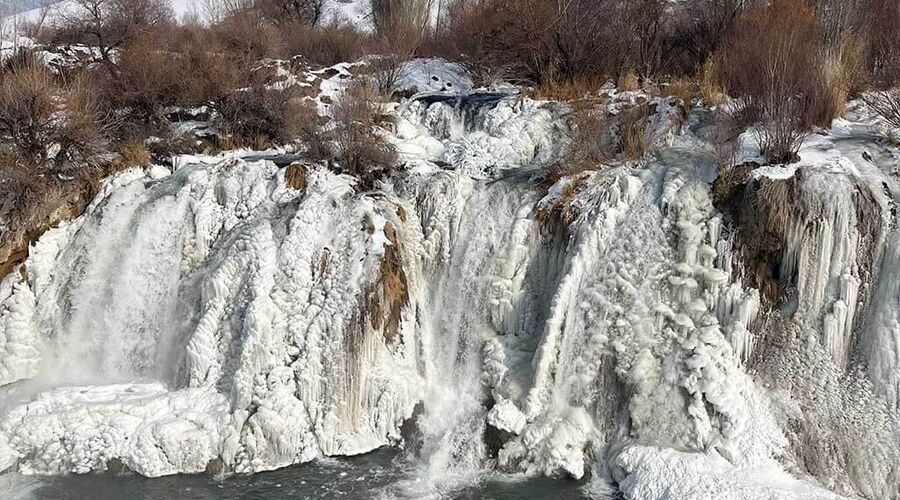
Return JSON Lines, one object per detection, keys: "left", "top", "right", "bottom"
{"left": 395, "top": 58, "right": 473, "bottom": 94}
{"left": 616, "top": 446, "right": 846, "bottom": 500}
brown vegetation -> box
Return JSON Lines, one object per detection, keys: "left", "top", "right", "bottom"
{"left": 331, "top": 81, "right": 398, "bottom": 184}
{"left": 718, "top": 0, "right": 830, "bottom": 163}
{"left": 863, "top": 90, "right": 900, "bottom": 130}
{"left": 284, "top": 162, "right": 309, "bottom": 191}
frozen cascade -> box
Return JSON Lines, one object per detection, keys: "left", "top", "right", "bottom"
{"left": 0, "top": 160, "right": 425, "bottom": 476}
{"left": 0, "top": 85, "right": 897, "bottom": 499}
{"left": 401, "top": 172, "right": 552, "bottom": 480}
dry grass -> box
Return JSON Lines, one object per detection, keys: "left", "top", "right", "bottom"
{"left": 818, "top": 35, "right": 867, "bottom": 124}
{"left": 528, "top": 76, "right": 608, "bottom": 102}
{"left": 700, "top": 58, "right": 725, "bottom": 106}
{"left": 617, "top": 70, "right": 639, "bottom": 92}
{"left": 620, "top": 105, "right": 650, "bottom": 160}
{"left": 660, "top": 78, "right": 697, "bottom": 103}
{"left": 117, "top": 140, "right": 151, "bottom": 167}
{"left": 284, "top": 162, "right": 309, "bottom": 191}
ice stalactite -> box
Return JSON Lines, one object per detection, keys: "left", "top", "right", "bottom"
{"left": 859, "top": 226, "right": 900, "bottom": 410}
{"left": 773, "top": 170, "right": 890, "bottom": 370}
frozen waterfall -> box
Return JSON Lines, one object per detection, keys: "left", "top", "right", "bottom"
{"left": 0, "top": 91, "right": 897, "bottom": 500}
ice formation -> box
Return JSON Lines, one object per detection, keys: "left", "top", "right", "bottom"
{"left": 0, "top": 78, "right": 897, "bottom": 500}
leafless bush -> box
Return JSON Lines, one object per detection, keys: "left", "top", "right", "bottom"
{"left": 52, "top": 75, "right": 111, "bottom": 173}
{"left": 663, "top": 0, "right": 748, "bottom": 75}
{"left": 331, "top": 81, "right": 397, "bottom": 184}
{"left": 256, "top": 0, "right": 325, "bottom": 25}
{"left": 101, "top": 34, "right": 183, "bottom": 125}
{"left": 371, "top": 0, "right": 431, "bottom": 46}
{"left": 0, "top": 56, "right": 108, "bottom": 174}
{"left": 554, "top": 109, "right": 612, "bottom": 177}
{"left": 720, "top": 0, "right": 833, "bottom": 163}
{"left": 0, "top": 60, "right": 57, "bottom": 167}
{"left": 294, "top": 100, "right": 331, "bottom": 161}
{"left": 49, "top": 0, "right": 172, "bottom": 67}
{"left": 368, "top": 52, "right": 406, "bottom": 96}
{"left": 214, "top": 85, "right": 304, "bottom": 146}
{"left": 211, "top": 9, "right": 284, "bottom": 62}
{"left": 862, "top": 90, "right": 900, "bottom": 130}
{"left": 428, "top": 0, "right": 666, "bottom": 85}
{"left": 752, "top": 96, "right": 809, "bottom": 164}
{"left": 424, "top": 0, "right": 508, "bottom": 85}
{"left": 281, "top": 22, "right": 363, "bottom": 66}
{"left": 864, "top": 0, "right": 900, "bottom": 86}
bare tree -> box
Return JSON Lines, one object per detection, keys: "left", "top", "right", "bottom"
{"left": 201, "top": 0, "right": 253, "bottom": 22}
{"left": 257, "top": 0, "right": 325, "bottom": 25}
{"left": 371, "top": 0, "right": 432, "bottom": 47}
{"left": 52, "top": 0, "right": 172, "bottom": 67}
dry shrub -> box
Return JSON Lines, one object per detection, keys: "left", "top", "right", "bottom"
{"left": 424, "top": 0, "right": 508, "bottom": 86}
{"left": 862, "top": 90, "right": 900, "bottom": 130}
{"left": 179, "top": 43, "right": 246, "bottom": 107}
{"left": 332, "top": 81, "right": 397, "bottom": 185}
{"left": 720, "top": 0, "right": 831, "bottom": 164}
{"left": 117, "top": 140, "right": 151, "bottom": 167}
{"left": 0, "top": 56, "right": 107, "bottom": 174}
{"left": 53, "top": 75, "right": 110, "bottom": 173}
{"left": 865, "top": 0, "right": 900, "bottom": 86}
{"left": 294, "top": 100, "right": 332, "bottom": 161}
{"left": 256, "top": 0, "right": 326, "bottom": 25}
{"left": 49, "top": 0, "right": 173, "bottom": 66}
{"left": 662, "top": 0, "right": 748, "bottom": 76}
{"left": 102, "top": 34, "right": 183, "bottom": 124}
{"left": 214, "top": 85, "right": 304, "bottom": 147}
{"left": 554, "top": 109, "right": 611, "bottom": 177}
{"left": 370, "top": 0, "right": 431, "bottom": 53}
{"left": 0, "top": 59, "right": 57, "bottom": 168}
{"left": 367, "top": 52, "right": 407, "bottom": 97}
{"left": 281, "top": 22, "right": 363, "bottom": 66}
{"left": 211, "top": 10, "right": 284, "bottom": 62}
{"left": 428, "top": 0, "right": 665, "bottom": 85}
{"left": 620, "top": 106, "right": 650, "bottom": 160}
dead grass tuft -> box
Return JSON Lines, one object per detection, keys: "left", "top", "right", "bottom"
{"left": 285, "top": 162, "right": 309, "bottom": 191}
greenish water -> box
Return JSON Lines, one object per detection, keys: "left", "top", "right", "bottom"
{"left": 1, "top": 449, "right": 594, "bottom": 500}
